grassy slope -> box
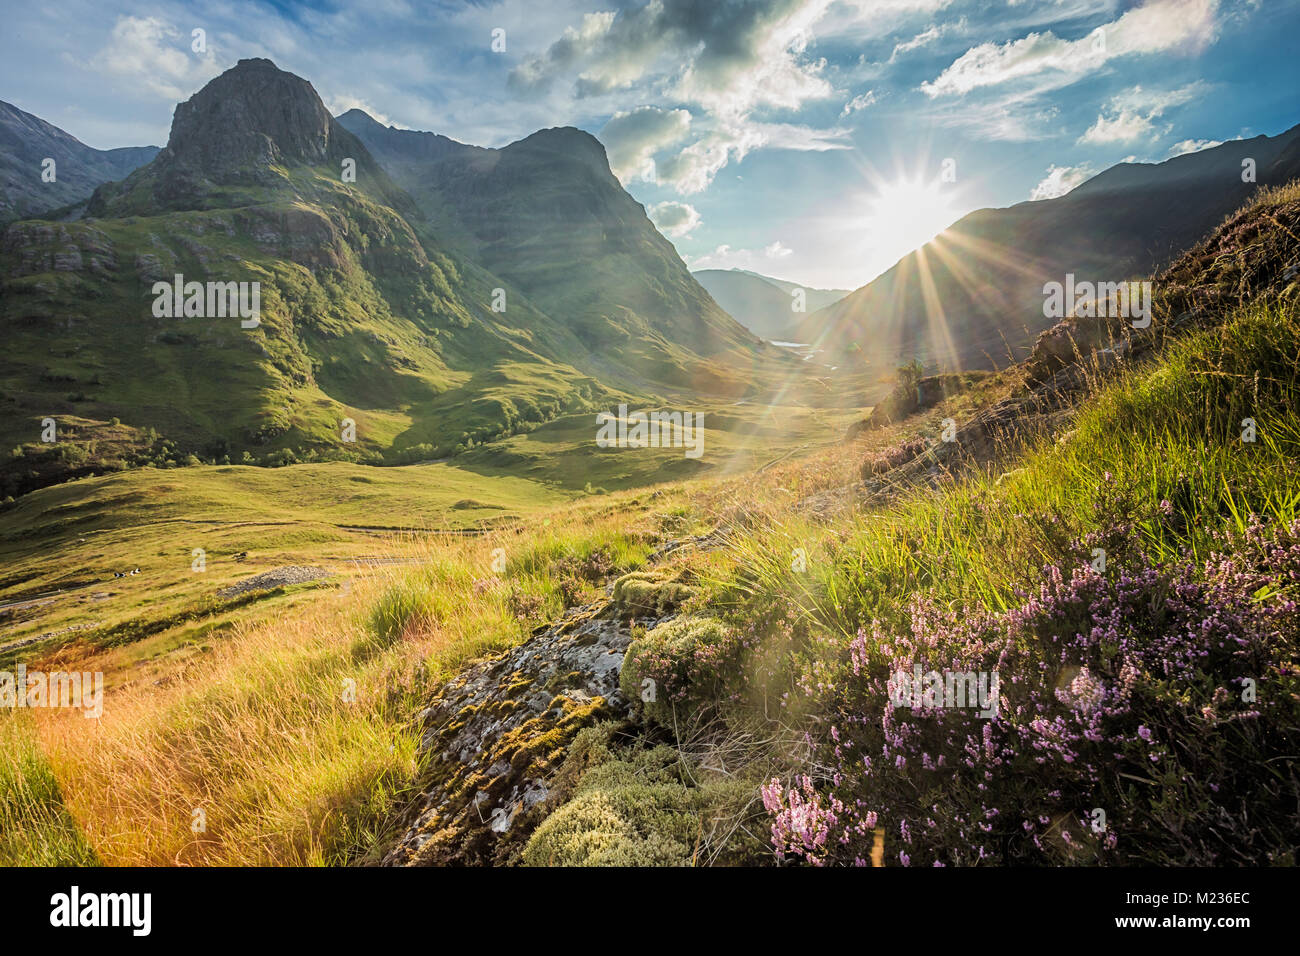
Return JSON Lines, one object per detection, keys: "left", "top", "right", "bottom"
{"left": 0, "top": 163, "right": 624, "bottom": 495}
{"left": 5, "top": 186, "right": 1294, "bottom": 868}
{"left": 0, "top": 461, "right": 569, "bottom": 666}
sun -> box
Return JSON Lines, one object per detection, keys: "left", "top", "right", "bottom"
{"left": 866, "top": 175, "right": 958, "bottom": 262}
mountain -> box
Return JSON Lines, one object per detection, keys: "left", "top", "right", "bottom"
{"left": 0, "top": 59, "right": 629, "bottom": 496}
{"left": 337, "top": 109, "right": 768, "bottom": 392}
{"left": 797, "top": 123, "right": 1300, "bottom": 372}
{"left": 691, "top": 268, "right": 848, "bottom": 340}
{"left": 1, "top": 59, "right": 808, "bottom": 499}
{"left": 0, "top": 100, "right": 158, "bottom": 222}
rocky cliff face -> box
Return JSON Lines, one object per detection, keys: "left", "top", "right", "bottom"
{"left": 167, "top": 58, "right": 345, "bottom": 174}
{"left": 338, "top": 109, "right": 768, "bottom": 391}
{"left": 88, "top": 59, "right": 401, "bottom": 215}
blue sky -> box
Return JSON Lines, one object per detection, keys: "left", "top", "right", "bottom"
{"left": 2, "top": 0, "right": 1297, "bottom": 289}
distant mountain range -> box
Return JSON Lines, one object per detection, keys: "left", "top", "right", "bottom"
{"left": 691, "top": 268, "right": 849, "bottom": 340}
{"left": 3, "top": 57, "right": 1298, "bottom": 497}
{"left": 337, "top": 109, "right": 759, "bottom": 391}
{"left": 798, "top": 124, "right": 1300, "bottom": 371}
{"left": 0, "top": 58, "right": 789, "bottom": 496}
{"left": 0, "top": 100, "right": 158, "bottom": 222}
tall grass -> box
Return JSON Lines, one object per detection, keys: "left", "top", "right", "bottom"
{"left": 0, "top": 493, "right": 664, "bottom": 865}
{"left": 712, "top": 298, "right": 1300, "bottom": 640}
{"left": 0, "top": 716, "right": 99, "bottom": 866}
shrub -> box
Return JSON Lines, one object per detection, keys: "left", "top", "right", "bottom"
{"left": 610, "top": 571, "right": 695, "bottom": 617}
{"left": 620, "top": 616, "right": 749, "bottom": 725}
{"left": 522, "top": 725, "right": 762, "bottom": 866}
{"left": 766, "top": 515, "right": 1300, "bottom": 866}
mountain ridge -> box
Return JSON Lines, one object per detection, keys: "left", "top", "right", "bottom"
{"left": 797, "top": 122, "right": 1300, "bottom": 372}
{"left": 0, "top": 99, "right": 159, "bottom": 222}
{"left": 337, "top": 108, "right": 770, "bottom": 393}
{"left": 692, "top": 268, "right": 848, "bottom": 340}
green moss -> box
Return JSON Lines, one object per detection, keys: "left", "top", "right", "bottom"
{"left": 522, "top": 725, "right": 764, "bottom": 867}
{"left": 619, "top": 616, "right": 742, "bottom": 725}
{"left": 611, "top": 571, "right": 695, "bottom": 617}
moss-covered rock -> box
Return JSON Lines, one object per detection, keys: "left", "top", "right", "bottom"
{"left": 522, "top": 725, "right": 764, "bottom": 866}
{"left": 619, "top": 616, "right": 744, "bottom": 725}
{"left": 381, "top": 604, "right": 640, "bottom": 866}
{"left": 611, "top": 571, "right": 695, "bottom": 618}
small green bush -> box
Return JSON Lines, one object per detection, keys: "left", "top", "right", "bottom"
{"left": 619, "top": 616, "right": 746, "bottom": 725}
{"left": 611, "top": 571, "right": 694, "bottom": 618}
{"left": 522, "top": 726, "right": 762, "bottom": 866}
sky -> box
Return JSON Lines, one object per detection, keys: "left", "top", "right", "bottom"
{"left": 2, "top": 0, "right": 1298, "bottom": 290}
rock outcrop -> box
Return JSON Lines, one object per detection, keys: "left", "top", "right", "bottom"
{"left": 382, "top": 600, "right": 670, "bottom": 866}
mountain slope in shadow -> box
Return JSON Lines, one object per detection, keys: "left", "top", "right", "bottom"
{"left": 0, "top": 100, "right": 158, "bottom": 222}
{"left": 798, "top": 124, "right": 1300, "bottom": 372}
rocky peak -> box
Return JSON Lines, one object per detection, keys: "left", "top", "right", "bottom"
{"left": 87, "top": 58, "right": 402, "bottom": 215}
{"left": 165, "top": 58, "right": 349, "bottom": 175}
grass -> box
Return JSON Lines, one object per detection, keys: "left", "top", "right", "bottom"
{"left": 3, "top": 181, "right": 1293, "bottom": 869}
{"left": 0, "top": 715, "right": 99, "bottom": 866}
{"left": 4, "top": 286, "right": 1294, "bottom": 865}
{"left": 0, "top": 460, "right": 572, "bottom": 667}
{"left": 0, "top": 483, "right": 676, "bottom": 865}
{"left": 708, "top": 297, "right": 1300, "bottom": 638}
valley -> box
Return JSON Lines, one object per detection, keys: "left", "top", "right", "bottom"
{"left": 1, "top": 30, "right": 1297, "bottom": 878}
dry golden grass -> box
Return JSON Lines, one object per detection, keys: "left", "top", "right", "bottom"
{"left": 5, "top": 490, "right": 675, "bottom": 865}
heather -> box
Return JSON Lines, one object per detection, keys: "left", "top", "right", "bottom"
{"left": 766, "top": 516, "right": 1299, "bottom": 866}
{"left": 727, "top": 293, "right": 1300, "bottom": 865}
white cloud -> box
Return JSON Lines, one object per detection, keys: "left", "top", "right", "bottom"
{"left": 513, "top": 0, "right": 856, "bottom": 193}
{"left": 656, "top": 117, "right": 850, "bottom": 194}
{"left": 1078, "top": 83, "right": 1204, "bottom": 144}
{"left": 599, "top": 106, "right": 692, "bottom": 182}
{"left": 921, "top": 0, "right": 1221, "bottom": 98}
{"left": 326, "top": 95, "right": 397, "bottom": 128}
{"left": 89, "top": 15, "right": 223, "bottom": 102}
{"left": 1168, "top": 137, "right": 1224, "bottom": 156}
{"left": 690, "top": 240, "right": 795, "bottom": 271}
{"left": 1079, "top": 109, "right": 1158, "bottom": 144}
{"left": 1029, "top": 163, "right": 1096, "bottom": 200}
{"left": 889, "top": 24, "right": 941, "bottom": 60}
{"left": 840, "top": 90, "right": 877, "bottom": 116}
{"left": 648, "top": 200, "right": 702, "bottom": 237}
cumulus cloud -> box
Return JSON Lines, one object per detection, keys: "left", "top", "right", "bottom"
{"left": 656, "top": 119, "right": 850, "bottom": 194}
{"left": 648, "top": 200, "right": 702, "bottom": 237}
{"left": 600, "top": 106, "right": 692, "bottom": 182}
{"left": 513, "top": 0, "right": 863, "bottom": 192}
{"left": 89, "top": 15, "right": 223, "bottom": 101}
{"left": 921, "top": 0, "right": 1220, "bottom": 98}
{"left": 840, "top": 90, "right": 877, "bottom": 116}
{"left": 690, "top": 240, "right": 796, "bottom": 271}
{"left": 1029, "top": 163, "right": 1096, "bottom": 200}
{"left": 1078, "top": 83, "right": 1204, "bottom": 144}
{"left": 511, "top": 0, "right": 836, "bottom": 115}
{"left": 1168, "top": 137, "right": 1224, "bottom": 156}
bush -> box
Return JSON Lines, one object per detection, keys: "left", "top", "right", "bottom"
{"left": 764, "top": 515, "right": 1300, "bottom": 866}
{"left": 610, "top": 571, "right": 694, "bottom": 618}
{"left": 522, "top": 725, "right": 761, "bottom": 866}
{"left": 620, "top": 616, "right": 748, "bottom": 725}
